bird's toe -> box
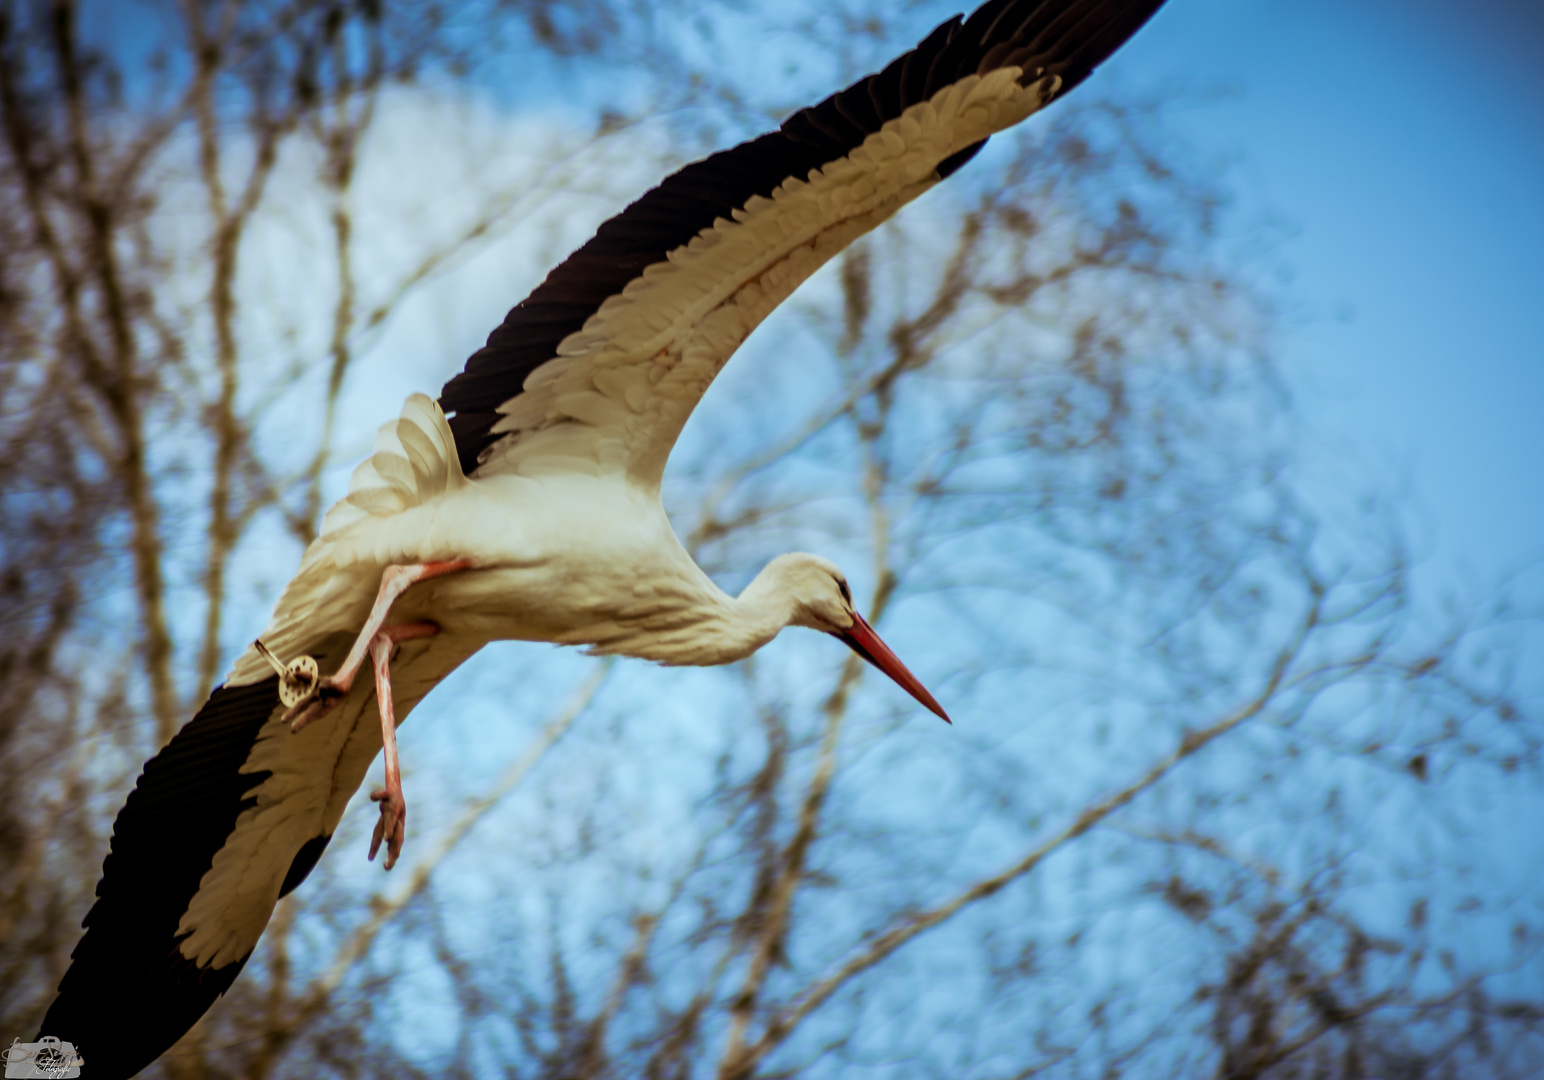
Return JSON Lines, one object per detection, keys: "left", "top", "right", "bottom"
{"left": 368, "top": 787, "right": 407, "bottom": 870}
{"left": 285, "top": 680, "right": 346, "bottom": 732}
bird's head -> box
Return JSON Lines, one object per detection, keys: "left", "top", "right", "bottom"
{"left": 762, "top": 553, "right": 950, "bottom": 724}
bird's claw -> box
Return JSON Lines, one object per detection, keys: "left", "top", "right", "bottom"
{"left": 369, "top": 786, "right": 407, "bottom": 870}
{"left": 285, "top": 678, "right": 347, "bottom": 732}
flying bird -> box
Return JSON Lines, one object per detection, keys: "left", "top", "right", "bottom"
{"left": 41, "top": 1, "right": 1167, "bottom": 1074}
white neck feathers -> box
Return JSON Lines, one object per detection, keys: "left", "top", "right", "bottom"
{"left": 582, "top": 561, "right": 797, "bottom": 667}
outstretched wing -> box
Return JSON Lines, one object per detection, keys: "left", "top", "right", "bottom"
{"left": 40, "top": 645, "right": 481, "bottom": 1078}
{"left": 440, "top": 0, "right": 1167, "bottom": 486}
{"left": 39, "top": 680, "right": 312, "bottom": 1079}
{"left": 39, "top": 396, "right": 477, "bottom": 1078}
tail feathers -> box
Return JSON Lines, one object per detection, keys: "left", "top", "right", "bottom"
{"left": 321, "top": 393, "right": 466, "bottom": 538}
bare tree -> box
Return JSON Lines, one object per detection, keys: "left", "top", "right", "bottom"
{"left": 2, "top": 3, "right": 1539, "bottom": 1079}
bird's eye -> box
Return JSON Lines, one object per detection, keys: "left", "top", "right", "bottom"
{"left": 837, "top": 578, "right": 852, "bottom": 603}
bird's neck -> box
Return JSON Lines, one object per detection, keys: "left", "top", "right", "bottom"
{"left": 590, "top": 563, "right": 794, "bottom": 668}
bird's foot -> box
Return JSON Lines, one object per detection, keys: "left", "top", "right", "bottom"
{"left": 361, "top": 620, "right": 436, "bottom": 873}
{"left": 369, "top": 783, "right": 407, "bottom": 870}
{"left": 284, "top": 676, "right": 351, "bottom": 732}
{"left": 254, "top": 640, "right": 340, "bottom": 731}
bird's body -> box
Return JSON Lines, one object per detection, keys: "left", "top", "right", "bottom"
{"left": 248, "top": 396, "right": 824, "bottom": 675}
{"left": 39, "top": 2, "right": 1170, "bottom": 1074}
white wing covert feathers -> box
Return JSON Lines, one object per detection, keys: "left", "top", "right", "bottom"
{"left": 478, "top": 70, "right": 1061, "bottom": 486}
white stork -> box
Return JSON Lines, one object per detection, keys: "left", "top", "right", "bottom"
{"left": 41, "top": 1, "right": 1166, "bottom": 1074}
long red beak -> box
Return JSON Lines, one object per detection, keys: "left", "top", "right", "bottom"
{"left": 834, "top": 611, "right": 951, "bottom": 724}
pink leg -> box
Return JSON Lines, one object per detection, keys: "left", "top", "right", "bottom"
{"left": 365, "top": 620, "right": 439, "bottom": 871}
{"left": 286, "top": 558, "right": 472, "bottom": 731}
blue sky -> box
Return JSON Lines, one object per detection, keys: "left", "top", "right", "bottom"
{"left": 1113, "top": 0, "right": 1543, "bottom": 602}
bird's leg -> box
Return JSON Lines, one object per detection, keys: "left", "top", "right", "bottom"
{"left": 286, "top": 558, "right": 472, "bottom": 731}
{"left": 366, "top": 620, "right": 438, "bottom": 871}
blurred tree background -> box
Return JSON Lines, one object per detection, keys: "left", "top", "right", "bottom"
{"left": 1, "top": 1, "right": 1540, "bottom": 1077}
